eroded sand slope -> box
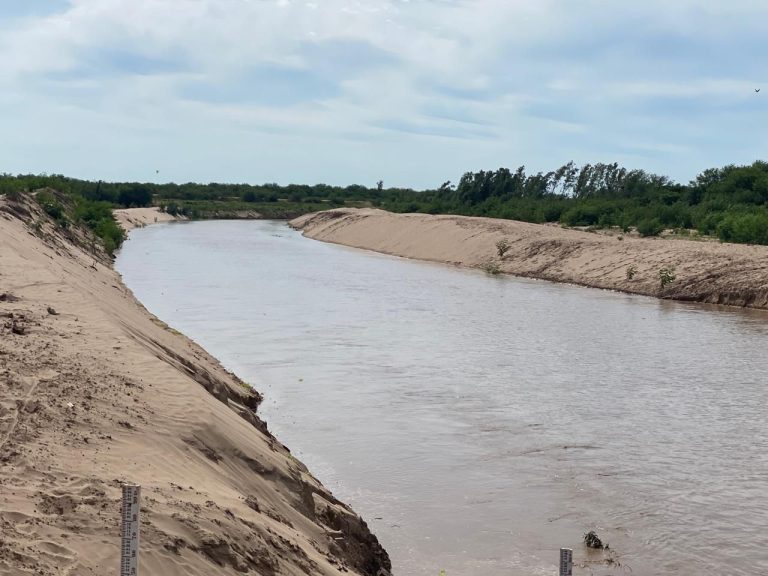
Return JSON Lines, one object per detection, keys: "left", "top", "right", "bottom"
{"left": 0, "top": 197, "right": 389, "bottom": 576}
{"left": 292, "top": 208, "right": 768, "bottom": 309}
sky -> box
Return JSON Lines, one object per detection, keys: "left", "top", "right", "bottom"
{"left": 0, "top": 0, "right": 766, "bottom": 189}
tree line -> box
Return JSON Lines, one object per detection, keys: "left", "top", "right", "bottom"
{"left": 383, "top": 161, "right": 768, "bottom": 245}
{"left": 0, "top": 175, "right": 411, "bottom": 208}
{"left": 2, "top": 159, "right": 768, "bottom": 246}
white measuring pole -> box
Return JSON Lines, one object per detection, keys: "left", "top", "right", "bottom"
{"left": 120, "top": 484, "right": 141, "bottom": 576}
{"left": 559, "top": 548, "right": 573, "bottom": 576}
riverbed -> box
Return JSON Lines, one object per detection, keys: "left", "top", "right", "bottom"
{"left": 116, "top": 219, "right": 768, "bottom": 576}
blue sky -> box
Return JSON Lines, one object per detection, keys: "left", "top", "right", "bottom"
{"left": 0, "top": 0, "right": 766, "bottom": 189}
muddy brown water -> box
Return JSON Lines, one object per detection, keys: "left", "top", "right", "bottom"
{"left": 116, "top": 220, "right": 768, "bottom": 576}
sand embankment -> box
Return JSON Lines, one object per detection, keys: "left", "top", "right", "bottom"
{"left": 292, "top": 208, "right": 768, "bottom": 309}
{"left": 113, "top": 206, "right": 182, "bottom": 231}
{"left": 0, "top": 198, "right": 389, "bottom": 575}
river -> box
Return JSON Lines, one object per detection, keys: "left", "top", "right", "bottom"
{"left": 115, "top": 219, "right": 768, "bottom": 576}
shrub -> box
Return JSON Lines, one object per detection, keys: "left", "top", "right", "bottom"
{"left": 561, "top": 205, "right": 600, "bottom": 226}
{"left": 164, "top": 202, "right": 181, "bottom": 216}
{"left": 118, "top": 185, "right": 152, "bottom": 207}
{"left": 72, "top": 196, "right": 126, "bottom": 255}
{"left": 3, "top": 188, "right": 22, "bottom": 201}
{"left": 36, "top": 190, "right": 68, "bottom": 226}
{"left": 626, "top": 265, "right": 637, "bottom": 280}
{"left": 481, "top": 259, "right": 502, "bottom": 275}
{"left": 659, "top": 267, "right": 676, "bottom": 289}
{"left": 92, "top": 218, "right": 125, "bottom": 255}
{"left": 495, "top": 238, "right": 511, "bottom": 258}
{"left": 637, "top": 218, "right": 663, "bottom": 237}
{"left": 716, "top": 212, "right": 768, "bottom": 245}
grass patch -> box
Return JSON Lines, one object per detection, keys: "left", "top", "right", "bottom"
{"left": 481, "top": 259, "right": 502, "bottom": 275}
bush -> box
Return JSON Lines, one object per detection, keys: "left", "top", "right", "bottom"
{"left": 118, "top": 185, "right": 152, "bottom": 207}
{"left": 73, "top": 197, "right": 126, "bottom": 255}
{"left": 659, "top": 267, "right": 676, "bottom": 289}
{"left": 164, "top": 202, "right": 181, "bottom": 216}
{"left": 93, "top": 219, "right": 125, "bottom": 254}
{"left": 716, "top": 212, "right": 768, "bottom": 245}
{"left": 637, "top": 218, "right": 664, "bottom": 237}
{"left": 481, "top": 259, "right": 502, "bottom": 275}
{"left": 561, "top": 205, "right": 600, "bottom": 226}
{"left": 495, "top": 238, "right": 511, "bottom": 258}
{"left": 36, "top": 190, "right": 68, "bottom": 226}
{"left": 2, "top": 187, "right": 23, "bottom": 201}
{"left": 43, "top": 202, "right": 63, "bottom": 220}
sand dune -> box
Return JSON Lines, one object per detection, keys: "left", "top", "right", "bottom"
{"left": 292, "top": 208, "right": 768, "bottom": 309}
{"left": 0, "top": 197, "right": 389, "bottom": 576}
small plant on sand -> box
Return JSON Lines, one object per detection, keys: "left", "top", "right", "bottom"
{"left": 626, "top": 265, "right": 637, "bottom": 280}
{"left": 659, "top": 267, "right": 676, "bottom": 290}
{"left": 481, "top": 259, "right": 502, "bottom": 275}
{"left": 495, "top": 238, "right": 511, "bottom": 258}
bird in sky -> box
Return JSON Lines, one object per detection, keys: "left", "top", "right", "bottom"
{"left": 756, "top": 88, "right": 761, "bottom": 93}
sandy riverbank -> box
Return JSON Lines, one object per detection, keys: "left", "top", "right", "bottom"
{"left": 292, "top": 208, "right": 768, "bottom": 309}
{"left": 0, "top": 197, "right": 389, "bottom": 575}
{"left": 113, "top": 206, "right": 182, "bottom": 231}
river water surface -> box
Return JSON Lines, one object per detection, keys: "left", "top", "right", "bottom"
{"left": 116, "top": 220, "right": 768, "bottom": 576}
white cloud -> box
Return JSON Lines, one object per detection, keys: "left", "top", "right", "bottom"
{"left": 0, "top": 0, "right": 766, "bottom": 187}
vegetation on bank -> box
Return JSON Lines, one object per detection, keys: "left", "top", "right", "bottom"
{"left": 2, "top": 159, "right": 768, "bottom": 249}
{"left": 159, "top": 199, "right": 332, "bottom": 220}
{"left": 382, "top": 161, "right": 768, "bottom": 246}
{"left": 2, "top": 185, "right": 125, "bottom": 255}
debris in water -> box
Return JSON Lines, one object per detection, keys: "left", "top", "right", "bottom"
{"left": 584, "top": 530, "right": 605, "bottom": 549}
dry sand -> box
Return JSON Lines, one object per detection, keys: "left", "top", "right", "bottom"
{"left": 0, "top": 197, "right": 389, "bottom": 576}
{"left": 113, "top": 207, "right": 182, "bottom": 231}
{"left": 292, "top": 208, "right": 768, "bottom": 309}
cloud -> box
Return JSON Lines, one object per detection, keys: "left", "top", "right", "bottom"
{"left": 372, "top": 118, "right": 498, "bottom": 140}
{"left": 0, "top": 0, "right": 766, "bottom": 188}
{"left": 181, "top": 65, "right": 341, "bottom": 107}
{"left": 180, "top": 38, "right": 398, "bottom": 106}
{"left": 0, "top": 0, "right": 70, "bottom": 20}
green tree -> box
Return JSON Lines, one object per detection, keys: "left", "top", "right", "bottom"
{"left": 118, "top": 185, "right": 152, "bottom": 207}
